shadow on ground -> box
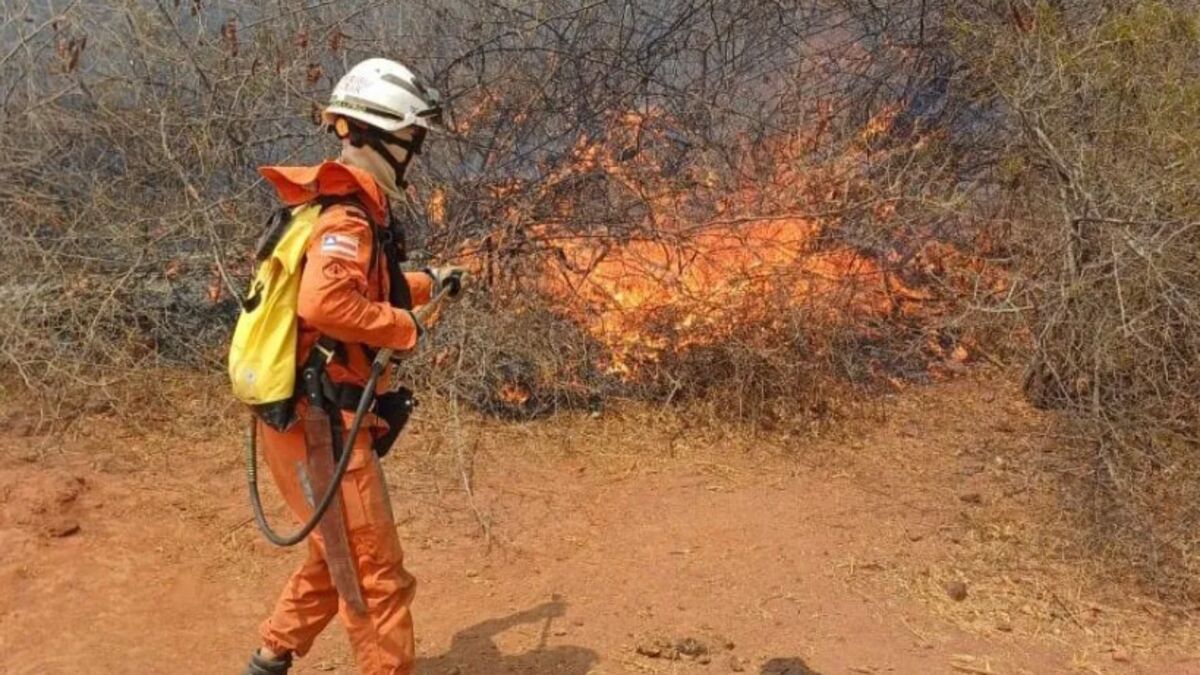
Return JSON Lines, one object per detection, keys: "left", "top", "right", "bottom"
{"left": 417, "top": 599, "right": 598, "bottom": 674}
{"left": 761, "top": 657, "right": 825, "bottom": 675}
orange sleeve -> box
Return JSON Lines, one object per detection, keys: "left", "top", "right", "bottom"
{"left": 403, "top": 271, "right": 434, "bottom": 307}
{"left": 297, "top": 206, "right": 421, "bottom": 351}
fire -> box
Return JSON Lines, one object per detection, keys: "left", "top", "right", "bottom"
{"left": 451, "top": 102, "right": 981, "bottom": 377}
{"left": 497, "top": 382, "right": 531, "bottom": 405}
{"left": 536, "top": 217, "right": 908, "bottom": 374}
{"left": 531, "top": 106, "right": 927, "bottom": 374}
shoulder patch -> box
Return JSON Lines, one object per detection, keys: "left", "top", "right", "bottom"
{"left": 320, "top": 233, "right": 360, "bottom": 261}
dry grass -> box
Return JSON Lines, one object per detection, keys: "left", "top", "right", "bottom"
{"left": 829, "top": 374, "right": 1200, "bottom": 664}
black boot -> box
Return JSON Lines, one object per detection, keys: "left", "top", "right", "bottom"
{"left": 245, "top": 649, "right": 292, "bottom": 675}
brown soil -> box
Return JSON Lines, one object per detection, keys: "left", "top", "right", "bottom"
{"left": 2, "top": 376, "right": 1198, "bottom": 674}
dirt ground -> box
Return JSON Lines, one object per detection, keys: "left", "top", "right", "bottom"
{"left": 2, "top": 375, "right": 1199, "bottom": 674}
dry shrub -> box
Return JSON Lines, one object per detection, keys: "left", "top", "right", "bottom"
{"left": 403, "top": 261, "right": 966, "bottom": 433}
{"left": 0, "top": 0, "right": 996, "bottom": 440}
{"left": 409, "top": 294, "right": 608, "bottom": 420}
{"left": 407, "top": 291, "right": 862, "bottom": 432}
{"left": 957, "top": 1, "right": 1200, "bottom": 600}
{"left": 649, "top": 316, "right": 857, "bottom": 432}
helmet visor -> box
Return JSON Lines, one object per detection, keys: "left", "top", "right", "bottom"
{"left": 416, "top": 106, "right": 444, "bottom": 129}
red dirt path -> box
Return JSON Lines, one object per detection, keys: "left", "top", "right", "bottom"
{"left": 2, "top": 377, "right": 1197, "bottom": 674}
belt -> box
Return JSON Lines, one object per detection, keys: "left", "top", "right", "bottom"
{"left": 304, "top": 336, "right": 373, "bottom": 414}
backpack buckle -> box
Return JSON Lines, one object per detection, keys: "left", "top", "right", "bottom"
{"left": 314, "top": 342, "right": 337, "bottom": 364}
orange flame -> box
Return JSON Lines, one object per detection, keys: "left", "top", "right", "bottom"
{"left": 537, "top": 217, "right": 912, "bottom": 374}
{"left": 455, "top": 102, "right": 986, "bottom": 377}
{"left": 497, "top": 382, "right": 531, "bottom": 405}
{"left": 526, "top": 106, "right": 926, "bottom": 374}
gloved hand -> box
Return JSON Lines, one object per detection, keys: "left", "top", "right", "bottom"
{"left": 387, "top": 310, "right": 424, "bottom": 371}
{"left": 403, "top": 308, "right": 426, "bottom": 346}
{"left": 424, "top": 266, "right": 468, "bottom": 299}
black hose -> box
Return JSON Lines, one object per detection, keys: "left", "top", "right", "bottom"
{"left": 246, "top": 358, "right": 385, "bottom": 547}
{"left": 245, "top": 285, "right": 451, "bottom": 547}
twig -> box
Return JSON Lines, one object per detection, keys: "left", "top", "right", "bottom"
{"left": 950, "top": 665, "right": 995, "bottom": 675}
{"left": 450, "top": 326, "right": 494, "bottom": 549}
{"left": 157, "top": 110, "right": 245, "bottom": 307}
{"left": 153, "top": 0, "right": 213, "bottom": 93}
{"left": 0, "top": 1, "right": 80, "bottom": 69}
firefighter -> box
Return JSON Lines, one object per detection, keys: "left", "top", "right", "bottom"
{"left": 245, "top": 58, "right": 462, "bottom": 675}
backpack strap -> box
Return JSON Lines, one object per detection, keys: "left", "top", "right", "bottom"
{"left": 380, "top": 218, "right": 413, "bottom": 311}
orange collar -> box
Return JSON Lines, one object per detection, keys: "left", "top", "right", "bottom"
{"left": 258, "top": 161, "right": 388, "bottom": 224}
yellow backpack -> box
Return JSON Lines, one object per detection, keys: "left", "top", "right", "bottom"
{"left": 228, "top": 202, "right": 324, "bottom": 430}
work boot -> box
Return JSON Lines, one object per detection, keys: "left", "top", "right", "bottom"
{"left": 245, "top": 649, "right": 292, "bottom": 675}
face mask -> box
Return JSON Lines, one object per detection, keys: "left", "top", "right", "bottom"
{"left": 339, "top": 145, "right": 395, "bottom": 197}
{"left": 340, "top": 126, "right": 426, "bottom": 198}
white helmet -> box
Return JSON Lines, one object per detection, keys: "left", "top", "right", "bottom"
{"left": 322, "top": 58, "right": 442, "bottom": 134}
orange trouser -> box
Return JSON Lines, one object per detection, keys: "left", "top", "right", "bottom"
{"left": 257, "top": 415, "right": 416, "bottom": 675}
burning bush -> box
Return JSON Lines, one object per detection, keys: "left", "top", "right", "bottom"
{"left": 438, "top": 96, "right": 1003, "bottom": 423}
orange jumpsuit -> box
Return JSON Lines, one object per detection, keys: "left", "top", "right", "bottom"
{"left": 255, "top": 161, "right": 432, "bottom": 675}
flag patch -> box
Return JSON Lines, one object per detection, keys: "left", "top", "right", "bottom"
{"left": 320, "top": 233, "right": 359, "bottom": 260}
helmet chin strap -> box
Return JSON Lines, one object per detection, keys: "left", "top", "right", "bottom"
{"left": 339, "top": 143, "right": 406, "bottom": 198}
{"left": 335, "top": 119, "right": 426, "bottom": 192}
{"left": 363, "top": 134, "right": 414, "bottom": 190}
